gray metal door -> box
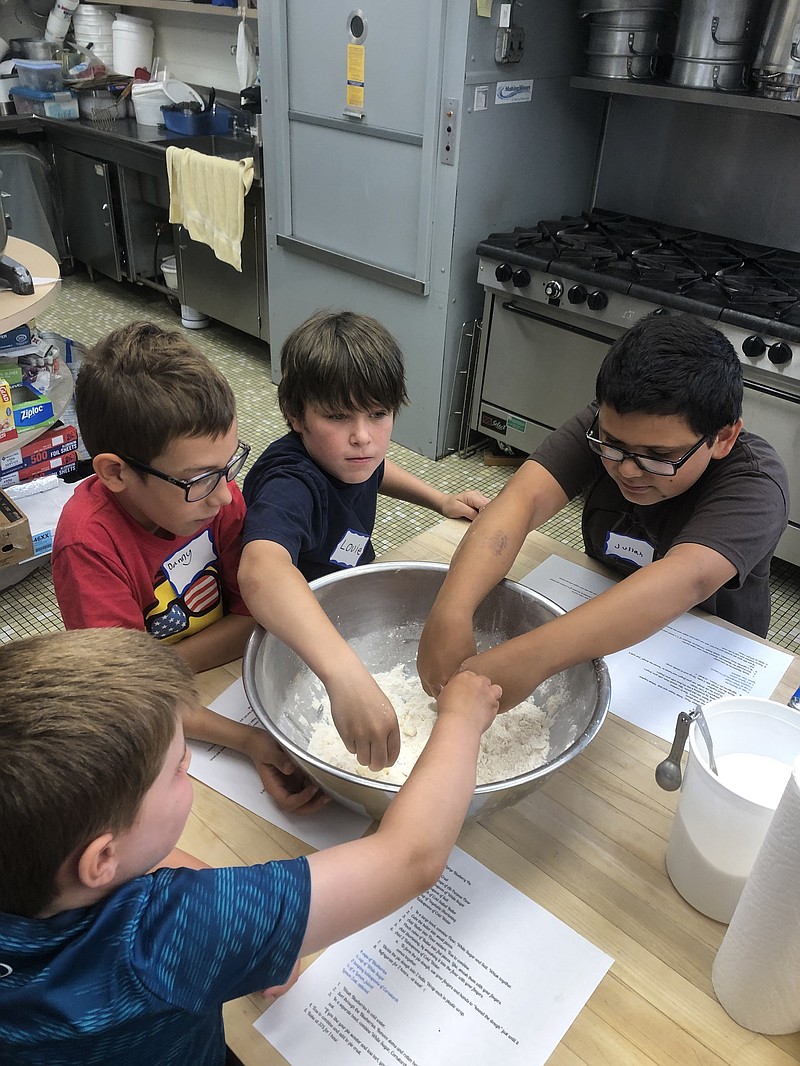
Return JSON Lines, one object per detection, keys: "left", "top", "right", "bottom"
{"left": 267, "top": 0, "right": 446, "bottom": 293}
{"left": 52, "top": 146, "right": 122, "bottom": 282}
{"left": 176, "top": 198, "right": 265, "bottom": 341}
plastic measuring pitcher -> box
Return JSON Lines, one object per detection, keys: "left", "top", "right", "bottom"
{"left": 665, "top": 695, "right": 800, "bottom": 923}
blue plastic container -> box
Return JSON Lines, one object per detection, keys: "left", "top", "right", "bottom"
{"left": 160, "top": 107, "right": 230, "bottom": 136}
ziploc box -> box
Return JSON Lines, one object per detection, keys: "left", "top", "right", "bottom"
{"left": 0, "top": 488, "right": 33, "bottom": 569}
{"left": 0, "top": 379, "right": 17, "bottom": 445}
{"left": 11, "top": 381, "right": 55, "bottom": 434}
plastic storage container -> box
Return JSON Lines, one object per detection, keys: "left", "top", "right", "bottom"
{"left": 112, "top": 15, "right": 153, "bottom": 76}
{"left": 13, "top": 59, "right": 64, "bottom": 91}
{"left": 131, "top": 79, "right": 170, "bottom": 125}
{"left": 9, "top": 85, "right": 78, "bottom": 118}
{"left": 160, "top": 107, "right": 229, "bottom": 136}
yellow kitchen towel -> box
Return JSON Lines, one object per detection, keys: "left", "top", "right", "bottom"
{"left": 166, "top": 146, "right": 254, "bottom": 272}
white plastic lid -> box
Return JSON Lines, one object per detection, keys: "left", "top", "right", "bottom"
{"left": 163, "top": 79, "right": 203, "bottom": 105}
{"left": 114, "top": 12, "right": 153, "bottom": 24}
{"left": 131, "top": 80, "right": 169, "bottom": 96}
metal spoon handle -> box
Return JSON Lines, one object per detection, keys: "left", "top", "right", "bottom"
{"left": 692, "top": 704, "right": 719, "bottom": 776}
{"left": 667, "top": 711, "right": 693, "bottom": 764}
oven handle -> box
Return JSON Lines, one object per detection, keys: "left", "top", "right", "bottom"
{"left": 501, "top": 300, "right": 615, "bottom": 345}
{"left": 743, "top": 378, "right": 800, "bottom": 405}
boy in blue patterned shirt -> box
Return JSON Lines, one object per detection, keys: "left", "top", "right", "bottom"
{"left": 0, "top": 627, "right": 500, "bottom": 1066}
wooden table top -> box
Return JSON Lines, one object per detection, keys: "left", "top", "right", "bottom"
{"left": 0, "top": 236, "right": 60, "bottom": 333}
{"left": 183, "top": 520, "right": 800, "bottom": 1065}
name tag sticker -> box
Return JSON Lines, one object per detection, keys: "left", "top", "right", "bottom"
{"left": 604, "top": 532, "right": 654, "bottom": 568}
{"left": 163, "top": 529, "right": 215, "bottom": 596}
{"left": 330, "top": 528, "right": 369, "bottom": 568}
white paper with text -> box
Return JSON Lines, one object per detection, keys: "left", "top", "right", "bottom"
{"left": 520, "top": 556, "right": 792, "bottom": 741}
{"left": 256, "top": 847, "right": 612, "bottom": 1065}
{"left": 187, "top": 678, "right": 371, "bottom": 849}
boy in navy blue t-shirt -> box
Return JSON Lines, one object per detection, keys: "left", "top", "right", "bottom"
{"left": 239, "top": 310, "right": 490, "bottom": 773}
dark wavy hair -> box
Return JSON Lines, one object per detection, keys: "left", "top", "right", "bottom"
{"left": 596, "top": 313, "right": 743, "bottom": 437}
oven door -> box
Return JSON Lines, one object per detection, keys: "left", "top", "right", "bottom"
{"left": 741, "top": 375, "right": 800, "bottom": 567}
{"left": 471, "top": 292, "right": 622, "bottom": 453}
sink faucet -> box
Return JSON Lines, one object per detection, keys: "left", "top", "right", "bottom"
{"left": 230, "top": 113, "right": 254, "bottom": 139}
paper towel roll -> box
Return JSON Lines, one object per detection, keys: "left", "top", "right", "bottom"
{"left": 711, "top": 755, "right": 800, "bottom": 1034}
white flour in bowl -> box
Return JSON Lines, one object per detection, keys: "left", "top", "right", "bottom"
{"left": 306, "top": 663, "right": 551, "bottom": 785}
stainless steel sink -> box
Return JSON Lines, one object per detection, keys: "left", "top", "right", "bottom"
{"left": 161, "top": 134, "right": 256, "bottom": 160}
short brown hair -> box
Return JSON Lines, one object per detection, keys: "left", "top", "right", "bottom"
{"left": 76, "top": 321, "right": 237, "bottom": 462}
{"left": 278, "top": 310, "right": 408, "bottom": 426}
{"left": 0, "top": 628, "right": 197, "bottom": 917}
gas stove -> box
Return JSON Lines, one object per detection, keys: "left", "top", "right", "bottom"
{"left": 477, "top": 209, "right": 800, "bottom": 382}
{"left": 472, "top": 209, "right": 800, "bottom": 565}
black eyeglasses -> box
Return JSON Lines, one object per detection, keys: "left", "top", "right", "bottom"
{"left": 586, "top": 413, "right": 711, "bottom": 476}
{"left": 122, "top": 441, "right": 251, "bottom": 502}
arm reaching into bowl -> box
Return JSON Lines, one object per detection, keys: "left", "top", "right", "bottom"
{"left": 299, "top": 670, "right": 501, "bottom": 955}
{"left": 417, "top": 460, "right": 568, "bottom": 696}
{"left": 239, "top": 539, "right": 401, "bottom": 771}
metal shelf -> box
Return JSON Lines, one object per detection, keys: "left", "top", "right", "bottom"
{"left": 570, "top": 75, "right": 800, "bottom": 118}
{"left": 84, "top": 0, "right": 257, "bottom": 18}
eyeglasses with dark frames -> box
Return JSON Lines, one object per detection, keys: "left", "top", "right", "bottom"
{"left": 585, "top": 413, "right": 711, "bottom": 477}
{"left": 121, "top": 441, "right": 251, "bottom": 502}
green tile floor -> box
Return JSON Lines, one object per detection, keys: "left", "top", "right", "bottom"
{"left": 2, "top": 271, "right": 800, "bottom": 656}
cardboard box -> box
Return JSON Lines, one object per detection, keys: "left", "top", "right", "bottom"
{"left": 0, "top": 379, "right": 17, "bottom": 445}
{"left": 0, "top": 451, "right": 77, "bottom": 490}
{"left": 10, "top": 381, "right": 55, "bottom": 433}
{"left": 0, "top": 488, "right": 33, "bottom": 569}
{"left": 0, "top": 361, "right": 24, "bottom": 387}
{"left": 0, "top": 422, "right": 78, "bottom": 474}
{"left": 0, "top": 324, "right": 32, "bottom": 350}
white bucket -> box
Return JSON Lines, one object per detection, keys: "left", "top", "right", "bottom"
{"left": 665, "top": 696, "right": 800, "bottom": 922}
{"left": 112, "top": 20, "right": 154, "bottom": 76}
{"left": 160, "top": 254, "right": 178, "bottom": 291}
{"left": 131, "top": 80, "right": 169, "bottom": 125}
{"left": 160, "top": 256, "right": 209, "bottom": 329}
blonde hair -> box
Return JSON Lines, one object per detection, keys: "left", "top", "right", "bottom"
{"left": 0, "top": 628, "right": 197, "bottom": 917}
{"left": 77, "top": 321, "right": 237, "bottom": 462}
{"left": 278, "top": 310, "right": 408, "bottom": 426}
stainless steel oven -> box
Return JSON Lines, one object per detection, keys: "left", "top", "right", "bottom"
{"left": 470, "top": 211, "right": 800, "bottom": 566}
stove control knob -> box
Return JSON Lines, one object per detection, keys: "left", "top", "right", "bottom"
{"left": 512, "top": 268, "right": 531, "bottom": 288}
{"left": 768, "top": 341, "right": 792, "bottom": 365}
{"left": 587, "top": 290, "right": 608, "bottom": 311}
{"left": 567, "top": 284, "right": 587, "bottom": 304}
{"left": 495, "top": 263, "right": 513, "bottom": 283}
{"left": 544, "top": 279, "right": 563, "bottom": 300}
{"left": 742, "top": 335, "right": 766, "bottom": 359}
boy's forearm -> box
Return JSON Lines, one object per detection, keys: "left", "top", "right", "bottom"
{"left": 473, "top": 544, "right": 737, "bottom": 707}
{"left": 380, "top": 458, "right": 448, "bottom": 512}
{"left": 377, "top": 713, "right": 481, "bottom": 869}
{"left": 239, "top": 542, "right": 366, "bottom": 685}
{"left": 435, "top": 461, "right": 566, "bottom": 616}
{"left": 182, "top": 703, "right": 261, "bottom": 752}
{"left": 175, "top": 613, "right": 256, "bottom": 673}
{"left": 300, "top": 712, "right": 483, "bottom": 956}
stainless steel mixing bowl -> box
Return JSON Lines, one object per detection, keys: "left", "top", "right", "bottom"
{"left": 243, "top": 562, "right": 611, "bottom": 821}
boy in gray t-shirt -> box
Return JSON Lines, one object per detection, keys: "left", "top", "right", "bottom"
{"left": 418, "top": 314, "right": 789, "bottom": 711}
